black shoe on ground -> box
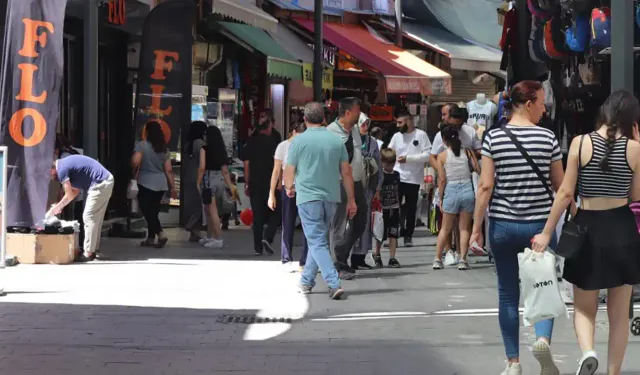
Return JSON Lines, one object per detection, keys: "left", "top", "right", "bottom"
{"left": 373, "top": 254, "right": 383, "bottom": 268}
{"left": 261, "top": 240, "right": 274, "bottom": 255}
{"left": 388, "top": 258, "right": 401, "bottom": 268}
{"left": 338, "top": 270, "right": 356, "bottom": 280}
{"left": 254, "top": 250, "right": 263, "bottom": 256}
{"left": 329, "top": 287, "right": 345, "bottom": 300}
{"left": 75, "top": 252, "right": 95, "bottom": 263}
{"left": 221, "top": 223, "right": 229, "bottom": 231}
{"left": 404, "top": 236, "right": 413, "bottom": 247}
{"left": 350, "top": 254, "right": 373, "bottom": 270}
{"left": 416, "top": 219, "right": 425, "bottom": 227}
{"left": 335, "top": 261, "right": 356, "bottom": 274}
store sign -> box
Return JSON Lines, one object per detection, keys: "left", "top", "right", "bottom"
{"left": 107, "top": 0, "right": 126, "bottom": 25}
{"left": 302, "top": 63, "right": 333, "bottom": 90}
{"left": 308, "top": 44, "right": 336, "bottom": 67}
{"left": 386, "top": 77, "right": 421, "bottom": 94}
{"left": 369, "top": 105, "right": 394, "bottom": 121}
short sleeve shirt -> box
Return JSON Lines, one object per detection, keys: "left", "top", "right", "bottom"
{"left": 380, "top": 170, "right": 400, "bottom": 209}
{"left": 431, "top": 124, "right": 481, "bottom": 156}
{"left": 241, "top": 132, "right": 279, "bottom": 192}
{"left": 56, "top": 155, "right": 111, "bottom": 191}
{"left": 134, "top": 141, "right": 170, "bottom": 191}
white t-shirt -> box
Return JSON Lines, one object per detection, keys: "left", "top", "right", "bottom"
{"left": 430, "top": 124, "right": 482, "bottom": 155}
{"left": 274, "top": 139, "right": 290, "bottom": 185}
{"left": 388, "top": 129, "right": 431, "bottom": 185}
{"left": 466, "top": 100, "right": 498, "bottom": 129}
{"left": 376, "top": 139, "right": 383, "bottom": 150}
{"left": 327, "top": 121, "right": 365, "bottom": 182}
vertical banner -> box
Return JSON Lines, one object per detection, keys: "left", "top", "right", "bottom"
{"left": 134, "top": 0, "right": 195, "bottom": 151}
{"left": 0, "top": 0, "right": 67, "bottom": 228}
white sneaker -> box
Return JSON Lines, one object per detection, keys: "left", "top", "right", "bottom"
{"left": 282, "top": 262, "right": 297, "bottom": 273}
{"left": 576, "top": 351, "right": 598, "bottom": 375}
{"left": 204, "top": 239, "right": 223, "bottom": 249}
{"left": 500, "top": 361, "right": 522, "bottom": 375}
{"left": 198, "top": 237, "right": 213, "bottom": 245}
{"left": 532, "top": 339, "right": 559, "bottom": 375}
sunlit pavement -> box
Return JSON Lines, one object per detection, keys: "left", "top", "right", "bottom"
{"left": 0, "top": 225, "right": 639, "bottom": 374}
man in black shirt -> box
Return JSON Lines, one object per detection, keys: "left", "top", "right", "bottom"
{"left": 250, "top": 109, "right": 282, "bottom": 144}
{"left": 241, "top": 110, "right": 281, "bottom": 255}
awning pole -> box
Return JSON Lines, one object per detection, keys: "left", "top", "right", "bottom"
{"left": 83, "top": 0, "right": 99, "bottom": 159}
{"left": 611, "top": 1, "right": 634, "bottom": 93}
{"left": 394, "top": 0, "right": 402, "bottom": 47}
{"left": 313, "top": 0, "right": 323, "bottom": 102}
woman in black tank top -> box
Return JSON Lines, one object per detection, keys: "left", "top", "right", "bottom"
{"left": 532, "top": 90, "right": 640, "bottom": 375}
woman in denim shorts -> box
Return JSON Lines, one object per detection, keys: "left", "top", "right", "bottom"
{"left": 434, "top": 125, "right": 479, "bottom": 270}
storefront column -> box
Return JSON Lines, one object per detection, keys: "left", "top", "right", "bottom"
{"left": 313, "top": 0, "right": 323, "bottom": 101}
{"left": 611, "top": 1, "right": 634, "bottom": 93}
{"left": 83, "top": 0, "right": 99, "bottom": 159}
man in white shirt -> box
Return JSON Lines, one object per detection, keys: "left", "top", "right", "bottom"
{"left": 326, "top": 97, "right": 368, "bottom": 279}
{"left": 429, "top": 107, "right": 482, "bottom": 169}
{"left": 387, "top": 112, "right": 431, "bottom": 247}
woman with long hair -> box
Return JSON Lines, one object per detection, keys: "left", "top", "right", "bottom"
{"left": 433, "top": 125, "right": 479, "bottom": 271}
{"left": 131, "top": 121, "right": 178, "bottom": 248}
{"left": 470, "top": 81, "right": 566, "bottom": 375}
{"left": 532, "top": 90, "right": 640, "bottom": 375}
{"left": 183, "top": 121, "right": 208, "bottom": 241}
{"left": 268, "top": 122, "right": 308, "bottom": 271}
{"left": 197, "top": 125, "right": 235, "bottom": 248}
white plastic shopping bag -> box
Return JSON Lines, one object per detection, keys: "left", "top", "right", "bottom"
{"left": 372, "top": 210, "right": 384, "bottom": 242}
{"left": 127, "top": 179, "right": 139, "bottom": 199}
{"left": 444, "top": 250, "right": 459, "bottom": 266}
{"left": 518, "top": 248, "right": 569, "bottom": 326}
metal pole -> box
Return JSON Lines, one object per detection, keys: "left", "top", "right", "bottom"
{"left": 611, "top": 1, "right": 634, "bottom": 93}
{"left": 313, "top": 0, "right": 323, "bottom": 102}
{"left": 83, "top": 0, "right": 99, "bottom": 159}
{"left": 394, "top": 0, "right": 402, "bottom": 47}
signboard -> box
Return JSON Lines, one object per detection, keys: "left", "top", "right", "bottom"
{"left": 369, "top": 105, "right": 394, "bottom": 122}
{"left": 307, "top": 44, "right": 336, "bottom": 66}
{"left": 302, "top": 63, "right": 333, "bottom": 90}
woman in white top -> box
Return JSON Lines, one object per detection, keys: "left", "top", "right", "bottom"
{"left": 434, "top": 125, "right": 479, "bottom": 270}
{"left": 268, "top": 123, "right": 308, "bottom": 271}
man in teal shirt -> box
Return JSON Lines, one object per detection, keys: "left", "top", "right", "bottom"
{"left": 284, "top": 102, "right": 357, "bottom": 300}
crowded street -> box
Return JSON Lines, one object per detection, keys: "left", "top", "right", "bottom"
{"left": 0, "top": 226, "right": 638, "bottom": 375}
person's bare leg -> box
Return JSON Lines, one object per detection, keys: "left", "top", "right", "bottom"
{"left": 435, "top": 213, "right": 455, "bottom": 260}
{"left": 389, "top": 238, "right": 397, "bottom": 259}
{"left": 208, "top": 201, "right": 223, "bottom": 240}
{"left": 458, "top": 212, "right": 472, "bottom": 262}
{"left": 606, "top": 285, "right": 633, "bottom": 375}
{"left": 573, "top": 287, "right": 600, "bottom": 353}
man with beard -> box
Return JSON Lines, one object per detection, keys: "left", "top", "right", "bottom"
{"left": 387, "top": 112, "right": 431, "bottom": 247}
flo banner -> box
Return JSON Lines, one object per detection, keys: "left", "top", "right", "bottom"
{"left": 0, "top": 0, "right": 67, "bottom": 227}
{"left": 134, "top": 0, "right": 195, "bottom": 151}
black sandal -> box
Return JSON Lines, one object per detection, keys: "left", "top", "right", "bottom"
{"left": 155, "top": 237, "right": 168, "bottom": 248}
{"left": 140, "top": 239, "right": 155, "bottom": 247}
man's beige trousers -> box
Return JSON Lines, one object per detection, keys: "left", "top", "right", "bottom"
{"left": 83, "top": 175, "right": 114, "bottom": 255}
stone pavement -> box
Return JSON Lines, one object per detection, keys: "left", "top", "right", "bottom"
{"left": 0, "top": 225, "right": 639, "bottom": 375}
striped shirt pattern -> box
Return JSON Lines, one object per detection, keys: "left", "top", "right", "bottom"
{"left": 482, "top": 125, "right": 562, "bottom": 221}
{"left": 578, "top": 133, "right": 633, "bottom": 199}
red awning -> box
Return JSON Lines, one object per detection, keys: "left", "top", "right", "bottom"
{"left": 294, "top": 19, "right": 452, "bottom": 95}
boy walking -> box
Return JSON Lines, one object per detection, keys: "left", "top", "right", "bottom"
{"left": 373, "top": 149, "right": 402, "bottom": 268}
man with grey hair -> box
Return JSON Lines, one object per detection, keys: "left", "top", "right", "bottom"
{"left": 284, "top": 102, "right": 356, "bottom": 300}
{"left": 326, "top": 97, "right": 367, "bottom": 280}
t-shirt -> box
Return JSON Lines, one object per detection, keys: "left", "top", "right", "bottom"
{"left": 240, "top": 132, "right": 279, "bottom": 193}
{"left": 430, "top": 124, "right": 481, "bottom": 156}
{"left": 286, "top": 127, "right": 348, "bottom": 205}
{"left": 60, "top": 150, "right": 84, "bottom": 201}
{"left": 387, "top": 129, "right": 431, "bottom": 185}
{"left": 134, "top": 141, "right": 170, "bottom": 191}
{"left": 56, "top": 155, "right": 111, "bottom": 191}
{"left": 482, "top": 125, "right": 562, "bottom": 222}
{"left": 380, "top": 170, "right": 400, "bottom": 209}
{"left": 467, "top": 100, "right": 498, "bottom": 129}
{"left": 274, "top": 139, "right": 291, "bottom": 185}
{"left": 327, "top": 120, "right": 365, "bottom": 182}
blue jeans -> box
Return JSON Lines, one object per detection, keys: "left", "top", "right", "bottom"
{"left": 298, "top": 200, "right": 341, "bottom": 289}
{"left": 489, "top": 219, "right": 557, "bottom": 359}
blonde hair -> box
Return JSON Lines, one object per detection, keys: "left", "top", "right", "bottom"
{"left": 380, "top": 148, "right": 396, "bottom": 164}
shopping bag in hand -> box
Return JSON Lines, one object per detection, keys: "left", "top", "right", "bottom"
{"left": 518, "top": 248, "right": 569, "bottom": 326}
{"left": 372, "top": 199, "right": 384, "bottom": 242}
{"left": 126, "top": 179, "right": 139, "bottom": 199}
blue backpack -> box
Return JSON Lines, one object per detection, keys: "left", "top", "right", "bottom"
{"left": 565, "top": 15, "right": 589, "bottom": 52}
{"left": 590, "top": 7, "right": 611, "bottom": 49}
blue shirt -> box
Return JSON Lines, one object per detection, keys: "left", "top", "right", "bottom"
{"left": 56, "top": 155, "right": 111, "bottom": 191}
{"left": 286, "top": 127, "right": 348, "bottom": 205}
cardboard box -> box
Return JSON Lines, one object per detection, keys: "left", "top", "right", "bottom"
{"left": 7, "top": 233, "right": 76, "bottom": 265}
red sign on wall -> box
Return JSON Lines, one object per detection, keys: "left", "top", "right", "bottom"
{"left": 108, "top": 0, "right": 126, "bottom": 25}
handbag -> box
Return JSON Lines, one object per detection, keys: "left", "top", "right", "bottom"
{"left": 555, "top": 135, "right": 587, "bottom": 259}
{"left": 127, "top": 179, "right": 139, "bottom": 199}
{"left": 464, "top": 148, "right": 479, "bottom": 194}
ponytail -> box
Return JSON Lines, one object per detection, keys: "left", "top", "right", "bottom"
{"left": 441, "top": 125, "right": 461, "bottom": 157}
{"left": 598, "top": 123, "right": 618, "bottom": 172}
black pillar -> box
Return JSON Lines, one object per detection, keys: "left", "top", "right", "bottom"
{"left": 313, "top": 0, "right": 323, "bottom": 102}
{"left": 611, "top": 1, "right": 634, "bottom": 93}
{"left": 83, "top": 0, "right": 99, "bottom": 159}
{"left": 394, "top": 0, "right": 402, "bottom": 47}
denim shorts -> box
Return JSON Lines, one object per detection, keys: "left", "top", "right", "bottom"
{"left": 442, "top": 180, "right": 474, "bottom": 214}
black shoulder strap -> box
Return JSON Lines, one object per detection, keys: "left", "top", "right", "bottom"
{"left": 501, "top": 126, "right": 554, "bottom": 201}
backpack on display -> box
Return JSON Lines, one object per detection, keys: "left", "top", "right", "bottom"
{"left": 529, "top": 19, "right": 549, "bottom": 62}
{"left": 544, "top": 18, "right": 570, "bottom": 59}
{"left": 560, "top": 0, "right": 594, "bottom": 15}
{"left": 590, "top": 7, "right": 611, "bottom": 50}
{"left": 528, "top": 0, "right": 553, "bottom": 20}
{"left": 537, "top": 0, "right": 557, "bottom": 11}
{"left": 565, "top": 14, "right": 590, "bottom": 52}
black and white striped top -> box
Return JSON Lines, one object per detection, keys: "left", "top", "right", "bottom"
{"left": 578, "top": 133, "right": 633, "bottom": 199}
{"left": 482, "top": 125, "right": 562, "bottom": 222}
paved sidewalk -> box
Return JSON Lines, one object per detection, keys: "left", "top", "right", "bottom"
{"left": 0, "top": 226, "right": 638, "bottom": 374}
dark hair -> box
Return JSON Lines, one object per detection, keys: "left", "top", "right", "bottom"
{"left": 449, "top": 107, "right": 466, "bottom": 120}
{"left": 205, "top": 125, "right": 228, "bottom": 170}
{"left": 370, "top": 126, "right": 383, "bottom": 140}
{"left": 261, "top": 108, "right": 275, "bottom": 122}
{"left": 441, "top": 125, "right": 462, "bottom": 157}
{"left": 338, "top": 97, "right": 361, "bottom": 117}
{"left": 443, "top": 103, "right": 459, "bottom": 113}
{"left": 380, "top": 148, "right": 396, "bottom": 164}
{"left": 186, "top": 121, "right": 207, "bottom": 157}
{"left": 597, "top": 89, "right": 640, "bottom": 172}
{"left": 145, "top": 121, "right": 167, "bottom": 153}
{"left": 288, "top": 122, "right": 307, "bottom": 140}
{"left": 397, "top": 111, "right": 412, "bottom": 121}
{"left": 503, "top": 80, "right": 543, "bottom": 113}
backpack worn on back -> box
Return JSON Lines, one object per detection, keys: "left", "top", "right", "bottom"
{"left": 590, "top": 7, "right": 611, "bottom": 49}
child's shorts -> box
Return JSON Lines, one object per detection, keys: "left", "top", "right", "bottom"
{"left": 383, "top": 208, "right": 401, "bottom": 241}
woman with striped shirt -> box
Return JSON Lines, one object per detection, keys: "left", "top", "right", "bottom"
{"left": 470, "top": 81, "right": 566, "bottom": 375}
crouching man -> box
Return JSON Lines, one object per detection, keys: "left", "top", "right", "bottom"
{"left": 48, "top": 155, "right": 114, "bottom": 262}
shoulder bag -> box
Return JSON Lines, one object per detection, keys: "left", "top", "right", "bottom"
{"left": 464, "top": 148, "right": 479, "bottom": 194}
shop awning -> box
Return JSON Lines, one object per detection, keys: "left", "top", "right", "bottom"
{"left": 379, "top": 19, "right": 502, "bottom": 73}
{"left": 212, "top": 0, "right": 278, "bottom": 32}
{"left": 218, "top": 22, "right": 302, "bottom": 80}
{"left": 294, "top": 19, "right": 451, "bottom": 95}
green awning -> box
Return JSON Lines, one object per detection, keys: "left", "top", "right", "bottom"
{"left": 218, "top": 21, "right": 302, "bottom": 80}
